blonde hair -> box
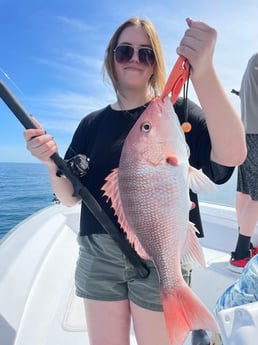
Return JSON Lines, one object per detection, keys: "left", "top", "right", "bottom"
{"left": 103, "top": 17, "right": 166, "bottom": 97}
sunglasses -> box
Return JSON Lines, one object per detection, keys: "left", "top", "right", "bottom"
{"left": 113, "top": 45, "right": 155, "bottom": 66}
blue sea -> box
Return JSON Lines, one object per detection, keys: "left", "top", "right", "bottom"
{"left": 0, "top": 162, "right": 54, "bottom": 239}
{"left": 0, "top": 162, "right": 238, "bottom": 240}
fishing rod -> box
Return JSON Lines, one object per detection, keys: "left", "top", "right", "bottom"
{"left": 0, "top": 79, "right": 149, "bottom": 278}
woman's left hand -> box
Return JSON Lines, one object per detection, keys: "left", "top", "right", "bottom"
{"left": 176, "top": 19, "right": 217, "bottom": 81}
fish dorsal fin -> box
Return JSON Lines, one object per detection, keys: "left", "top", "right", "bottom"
{"left": 102, "top": 169, "right": 150, "bottom": 259}
{"left": 189, "top": 166, "right": 217, "bottom": 193}
{"left": 181, "top": 222, "right": 206, "bottom": 267}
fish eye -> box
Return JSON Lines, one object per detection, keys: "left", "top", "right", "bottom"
{"left": 141, "top": 122, "right": 151, "bottom": 133}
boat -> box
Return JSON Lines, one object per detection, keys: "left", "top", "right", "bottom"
{"left": 0, "top": 201, "right": 258, "bottom": 345}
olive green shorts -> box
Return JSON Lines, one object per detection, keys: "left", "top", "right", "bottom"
{"left": 75, "top": 234, "right": 192, "bottom": 312}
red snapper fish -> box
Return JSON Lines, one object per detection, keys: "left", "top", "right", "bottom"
{"left": 102, "top": 96, "right": 219, "bottom": 344}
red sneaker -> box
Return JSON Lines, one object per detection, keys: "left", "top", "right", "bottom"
{"left": 251, "top": 246, "right": 258, "bottom": 256}
{"left": 228, "top": 252, "right": 251, "bottom": 273}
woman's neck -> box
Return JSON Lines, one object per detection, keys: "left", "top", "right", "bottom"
{"left": 113, "top": 91, "right": 152, "bottom": 111}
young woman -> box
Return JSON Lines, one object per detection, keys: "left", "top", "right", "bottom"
{"left": 24, "top": 17, "right": 246, "bottom": 345}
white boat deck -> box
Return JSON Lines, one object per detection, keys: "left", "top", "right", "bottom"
{"left": 0, "top": 202, "right": 257, "bottom": 345}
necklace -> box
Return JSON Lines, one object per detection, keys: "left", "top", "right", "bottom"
{"left": 117, "top": 98, "right": 150, "bottom": 119}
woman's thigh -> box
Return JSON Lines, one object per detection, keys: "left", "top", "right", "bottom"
{"left": 84, "top": 299, "right": 131, "bottom": 345}
{"left": 130, "top": 301, "right": 170, "bottom": 345}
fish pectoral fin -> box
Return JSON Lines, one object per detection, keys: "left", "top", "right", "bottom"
{"left": 161, "top": 285, "right": 219, "bottom": 344}
{"left": 189, "top": 166, "right": 217, "bottom": 193}
{"left": 181, "top": 222, "right": 206, "bottom": 267}
{"left": 102, "top": 168, "right": 121, "bottom": 206}
{"left": 102, "top": 169, "right": 150, "bottom": 260}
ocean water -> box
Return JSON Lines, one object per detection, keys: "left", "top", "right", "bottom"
{"left": 0, "top": 162, "right": 238, "bottom": 240}
{"left": 0, "top": 162, "right": 54, "bottom": 239}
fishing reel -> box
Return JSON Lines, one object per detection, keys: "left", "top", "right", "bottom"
{"left": 57, "top": 154, "right": 90, "bottom": 178}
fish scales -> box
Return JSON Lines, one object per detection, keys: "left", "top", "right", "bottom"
{"left": 120, "top": 163, "right": 188, "bottom": 266}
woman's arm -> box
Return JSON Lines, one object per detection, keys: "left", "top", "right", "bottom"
{"left": 24, "top": 127, "right": 81, "bottom": 206}
{"left": 191, "top": 66, "right": 246, "bottom": 166}
{"left": 177, "top": 19, "right": 247, "bottom": 166}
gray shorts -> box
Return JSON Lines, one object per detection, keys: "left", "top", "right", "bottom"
{"left": 237, "top": 134, "right": 258, "bottom": 200}
{"left": 75, "top": 234, "right": 192, "bottom": 312}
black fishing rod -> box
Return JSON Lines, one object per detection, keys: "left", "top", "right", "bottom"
{"left": 0, "top": 79, "right": 149, "bottom": 278}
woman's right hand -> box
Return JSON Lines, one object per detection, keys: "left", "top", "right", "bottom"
{"left": 23, "top": 118, "right": 81, "bottom": 207}
{"left": 24, "top": 127, "right": 58, "bottom": 165}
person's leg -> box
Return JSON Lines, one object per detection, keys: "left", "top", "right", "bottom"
{"left": 234, "top": 135, "right": 258, "bottom": 257}
{"left": 230, "top": 193, "right": 258, "bottom": 272}
{"left": 234, "top": 192, "right": 258, "bottom": 258}
{"left": 130, "top": 301, "right": 170, "bottom": 345}
{"left": 84, "top": 299, "right": 131, "bottom": 345}
{"left": 237, "top": 196, "right": 258, "bottom": 238}
{"left": 76, "top": 234, "right": 133, "bottom": 344}
{"left": 130, "top": 267, "right": 210, "bottom": 345}
{"left": 235, "top": 191, "right": 250, "bottom": 227}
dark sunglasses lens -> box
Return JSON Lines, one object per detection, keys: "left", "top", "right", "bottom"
{"left": 139, "top": 48, "right": 155, "bottom": 65}
{"left": 115, "top": 46, "right": 134, "bottom": 63}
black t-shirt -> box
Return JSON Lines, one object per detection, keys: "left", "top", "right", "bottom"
{"left": 64, "top": 97, "right": 234, "bottom": 238}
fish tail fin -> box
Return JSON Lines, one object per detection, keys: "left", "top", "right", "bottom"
{"left": 161, "top": 284, "right": 218, "bottom": 344}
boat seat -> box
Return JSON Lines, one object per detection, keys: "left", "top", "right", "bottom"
{"left": 62, "top": 287, "right": 138, "bottom": 344}
{"left": 216, "top": 302, "right": 258, "bottom": 345}
{"left": 63, "top": 287, "right": 87, "bottom": 332}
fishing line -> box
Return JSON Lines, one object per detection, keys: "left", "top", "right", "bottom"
{"left": 0, "top": 67, "right": 26, "bottom": 98}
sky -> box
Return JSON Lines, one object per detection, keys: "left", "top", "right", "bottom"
{"left": 0, "top": 0, "right": 257, "bottom": 163}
